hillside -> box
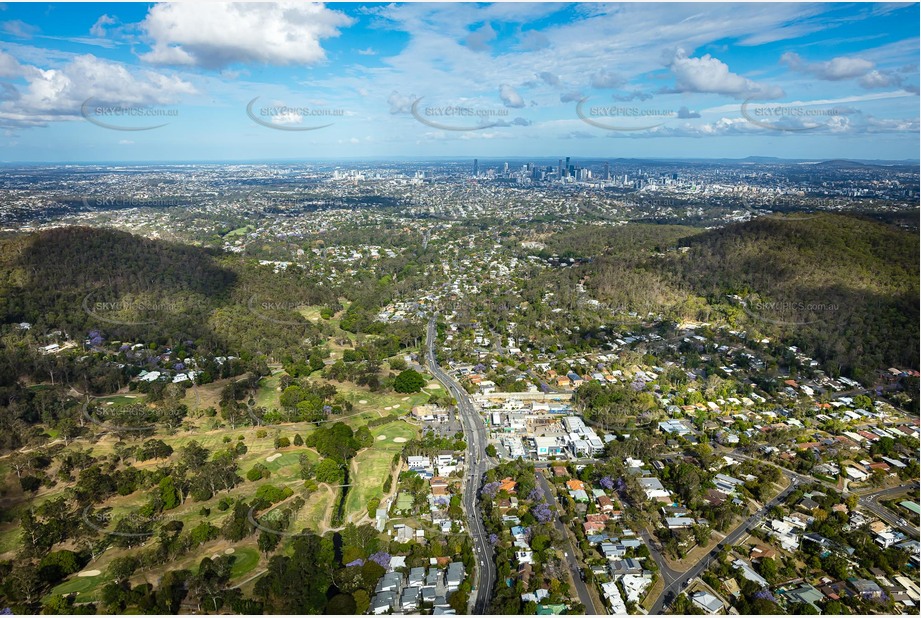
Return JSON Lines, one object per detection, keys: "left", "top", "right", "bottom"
{"left": 577, "top": 214, "right": 919, "bottom": 380}
{"left": 0, "top": 227, "right": 334, "bottom": 359}
{"left": 668, "top": 214, "right": 919, "bottom": 379}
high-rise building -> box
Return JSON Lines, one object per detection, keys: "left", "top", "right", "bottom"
{"left": 503, "top": 162, "right": 509, "bottom": 174}
{"left": 473, "top": 159, "right": 478, "bottom": 176}
{"left": 604, "top": 162, "right": 611, "bottom": 180}
{"left": 558, "top": 159, "right": 563, "bottom": 177}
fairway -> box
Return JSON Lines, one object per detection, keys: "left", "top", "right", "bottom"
{"left": 343, "top": 420, "right": 417, "bottom": 523}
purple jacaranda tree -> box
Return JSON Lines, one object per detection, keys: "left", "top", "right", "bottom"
{"left": 481, "top": 481, "right": 500, "bottom": 499}
{"left": 599, "top": 476, "right": 615, "bottom": 490}
{"left": 369, "top": 551, "right": 391, "bottom": 569}
{"left": 532, "top": 501, "right": 553, "bottom": 524}
{"left": 346, "top": 558, "right": 365, "bottom": 567}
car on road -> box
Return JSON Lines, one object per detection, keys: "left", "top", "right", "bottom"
{"left": 899, "top": 518, "right": 908, "bottom": 526}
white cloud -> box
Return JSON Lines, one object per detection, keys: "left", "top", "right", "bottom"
{"left": 139, "top": 2, "right": 353, "bottom": 69}
{"left": 0, "top": 50, "right": 22, "bottom": 78}
{"left": 0, "top": 54, "right": 195, "bottom": 127}
{"left": 538, "top": 71, "right": 560, "bottom": 87}
{"left": 2, "top": 19, "right": 37, "bottom": 39}
{"left": 387, "top": 90, "right": 416, "bottom": 114}
{"left": 780, "top": 51, "right": 874, "bottom": 80}
{"left": 463, "top": 23, "right": 496, "bottom": 53}
{"left": 669, "top": 48, "right": 783, "bottom": 99}
{"left": 590, "top": 70, "right": 624, "bottom": 89}
{"left": 90, "top": 14, "right": 117, "bottom": 38}
{"left": 560, "top": 91, "right": 582, "bottom": 103}
{"left": 499, "top": 84, "right": 524, "bottom": 108}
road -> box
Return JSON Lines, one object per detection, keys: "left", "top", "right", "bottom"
{"left": 646, "top": 475, "right": 800, "bottom": 614}
{"left": 535, "top": 470, "right": 605, "bottom": 615}
{"left": 858, "top": 484, "right": 920, "bottom": 538}
{"left": 730, "top": 450, "right": 920, "bottom": 537}
{"left": 426, "top": 318, "right": 495, "bottom": 615}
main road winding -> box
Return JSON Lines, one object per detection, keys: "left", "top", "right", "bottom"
{"left": 426, "top": 318, "right": 495, "bottom": 614}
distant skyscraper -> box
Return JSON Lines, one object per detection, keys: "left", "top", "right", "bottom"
{"left": 473, "top": 159, "right": 478, "bottom": 176}
{"left": 503, "top": 162, "right": 509, "bottom": 174}
{"left": 605, "top": 162, "right": 610, "bottom": 180}
{"left": 558, "top": 159, "right": 563, "bottom": 177}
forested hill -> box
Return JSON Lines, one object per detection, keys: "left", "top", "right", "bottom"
{"left": 665, "top": 214, "right": 919, "bottom": 378}
{"left": 0, "top": 227, "right": 332, "bottom": 358}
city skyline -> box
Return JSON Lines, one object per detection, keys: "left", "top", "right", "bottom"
{"left": 0, "top": 2, "right": 918, "bottom": 162}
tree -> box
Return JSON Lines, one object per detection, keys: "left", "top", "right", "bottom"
{"left": 159, "top": 476, "right": 181, "bottom": 510}
{"left": 393, "top": 369, "right": 425, "bottom": 393}
{"left": 315, "top": 458, "right": 344, "bottom": 484}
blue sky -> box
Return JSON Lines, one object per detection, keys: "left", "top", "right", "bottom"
{"left": 0, "top": 2, "right": 917, "bottom": 162}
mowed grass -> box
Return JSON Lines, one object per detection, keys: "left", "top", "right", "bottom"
{"left": 343, "top": 421, "right": 417, "bottom": 522}
{"left": 50, "top": 572, "right": 106, "bottom": 603}
{"left": 334, "top": 381, "right": 431, "bottom": 416}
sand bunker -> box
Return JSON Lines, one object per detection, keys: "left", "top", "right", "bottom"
{"left": 358, "top": 399, "right": 368, "bottom": 404}
{"left": 428, "top": 382, "right": 440, "bottom": 388}
{"left": 393, "top": 437, "right": 408, "bottom": 443}
{"left": 77, "top": 570, "right": 101, "bottom": 578}
{"left": 376, "top": 435, "right": 387, "bottom": 441}
{"left": 266, "top": 453, "right": 282, "bottom": 462}
{"left": 224, "top": 548, "right": 235, "bottom": 555}
{"left": 401, "top": 397, "right": 410, "bottom": 401}
{"left": 384, "top": 406, "right": 392, "bottom": 411}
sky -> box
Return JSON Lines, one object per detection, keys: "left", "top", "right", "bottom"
{"left": 0, "top": 2, "right": 918, "bottom": 163}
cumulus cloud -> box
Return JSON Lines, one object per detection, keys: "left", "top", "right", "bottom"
{"left": 669, "top": 48, "right": 783, "bottom": 99}
{"left": 538, "top": 71, "right": 560, "bottom": 87}
{"left": 780, "top": 51, "right": 873, "bottom": 80}
{"left": 0, "top": 54, "right": 195, "bottom": 127}
{"left": 676, "top": 106, "right": 700, "bottom": 119}
{"left": 590, "top": 70, "right": 624, "bottom": 89}
{"left": 90, "top": 14, "right": 117, "bottom": 37}
{"left": 464, "top": 23, "right": 496, "bottom": 52}
{"left": 780, "top": 51, "right": 913, "bottom": 91}
{"left": 499, "top": 84, "right": 524, "bottom": 108}
{"left": 560, "top": 91, "right": 583, "bottom": 103}
{"left": 387, "top": 91, "right": 417, "bottom": 114}
{"left": 0, "top": 50, "right": 22, "bottom": 78}
{"left": 613, "top": 90, "right": 653, "bottom": 102}
{"left": 139, "top": 2, "right": 353, "bottom": 69}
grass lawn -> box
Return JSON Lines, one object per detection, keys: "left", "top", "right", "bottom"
{"left": 343, "top": 421, "right": 417, "bottom": 522}
{"left": 227, "top": 547, "right": 260, "bottom": 579}
{"left": 50, "top": 572, "right": 106, "bottom": 603}
{"left": 254, "top": 371, "right": 284, "bottom": 412}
